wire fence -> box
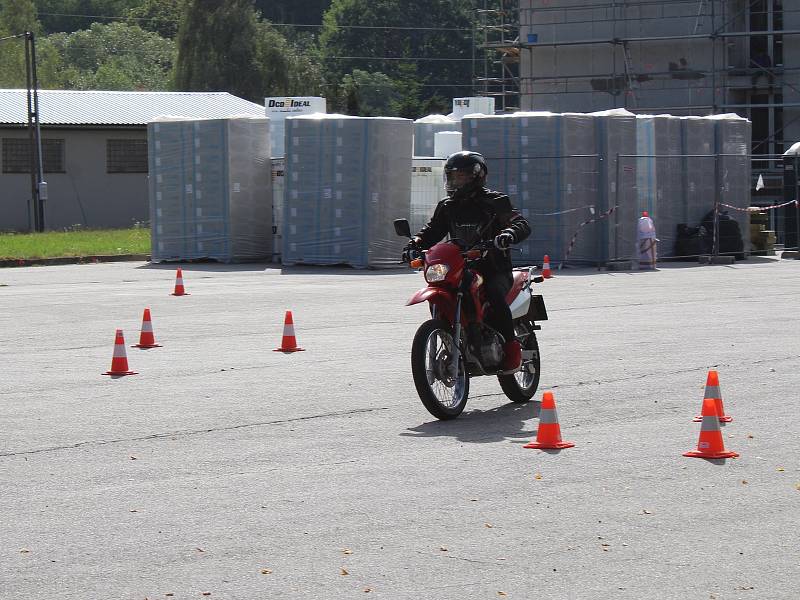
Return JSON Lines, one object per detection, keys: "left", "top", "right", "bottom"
{"left": 485, "top": 152, "right": 796, "bottom": 267}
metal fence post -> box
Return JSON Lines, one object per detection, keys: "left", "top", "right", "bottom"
{"left": 713, "top": 153, "right": 720, "bottom": 257}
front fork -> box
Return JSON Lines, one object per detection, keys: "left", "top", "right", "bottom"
{"left": 449, "top": 292, "right": 463, "bottom": 379}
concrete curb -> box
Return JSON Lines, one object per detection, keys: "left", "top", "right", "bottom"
{"left": 0, "top": 254, "right": 151, "bottom": 269}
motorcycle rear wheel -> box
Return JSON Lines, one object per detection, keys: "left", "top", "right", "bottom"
{"left": 411, "top": 319, "right": 470, "bottom": 420}
{"left": 497, "top": 321, "right": 540, "bottom": 403}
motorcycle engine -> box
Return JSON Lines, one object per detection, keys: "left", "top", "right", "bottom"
{"left": 478, "top": 327, "right": 504, "bottom": 368}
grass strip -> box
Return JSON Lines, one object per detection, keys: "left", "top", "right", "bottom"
{"left": 0, "top": 227, "right": 150, "bottom": 260}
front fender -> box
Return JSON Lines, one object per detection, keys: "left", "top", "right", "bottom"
{"left": 406, "top": 287, "right": 449, "bottom": 306}
{"left": 406, "top": 287, "right": 457, "bottom": 323}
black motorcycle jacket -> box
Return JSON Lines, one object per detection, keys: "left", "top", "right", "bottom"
{"left": 415, "top": 187, "right": 531, "bottom": 274}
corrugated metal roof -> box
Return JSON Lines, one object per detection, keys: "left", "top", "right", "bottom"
{"left": 0, "top": 89, "right": 266, "bottom": 126}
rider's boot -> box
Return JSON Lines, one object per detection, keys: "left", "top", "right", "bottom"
{"left": 500, "top": 339, "right": 522, "bottom": 374}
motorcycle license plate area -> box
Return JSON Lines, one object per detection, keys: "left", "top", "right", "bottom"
{"left": 527, "top": 294, "right": 548, "bottom": 321}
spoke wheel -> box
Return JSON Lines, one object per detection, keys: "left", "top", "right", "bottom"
{"left": 411, "top": 319, "right": 469, "bottom": 420}
{"left": 497, "top": 321, "right": 540, "bottom": 403}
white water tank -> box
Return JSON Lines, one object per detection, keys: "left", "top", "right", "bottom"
{"left": 411, "top": 158, "right": 445, "bottom": 234}
{"left": 451, "top": 97, "right": 495, "bottom": 121}
{"left": 434, "top": 131, "right": 462, "bottom": 158}
{"left": 265, "top": 96, "right": 326, "bottom": 157}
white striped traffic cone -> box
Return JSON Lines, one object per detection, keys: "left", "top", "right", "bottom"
{"left": 274, "top": 310, "right": 305, "bottom": 353}
{"left": 133, "top": 308, "right": 162, "bottom": 349}
{"left": 103, "top": 329, "right": 138, "bottom": 376}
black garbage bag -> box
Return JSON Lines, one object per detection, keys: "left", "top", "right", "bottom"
{"left": 675, "top": 223, "right": 712, "bottom": 259}
{"left": 700, "top": 210, "right": 745, "bottom": 260}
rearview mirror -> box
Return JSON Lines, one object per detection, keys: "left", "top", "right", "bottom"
{"left": 393, "top": 218, "right": 411, "bottom": 238}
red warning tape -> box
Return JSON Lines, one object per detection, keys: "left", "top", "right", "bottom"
{"left": 561, "top": 205, "right": 618, "bottom": 267}
{"left": 719, "top": 199, "right": 798, "bottom": 212}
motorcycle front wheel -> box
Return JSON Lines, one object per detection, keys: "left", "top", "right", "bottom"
{"left": 411, "top": 319, "right": 470, "bottom": 420}
{"left": 497, "top": 320, "right": 540, "bottom": 403}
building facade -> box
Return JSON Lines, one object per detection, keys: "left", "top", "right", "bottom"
{"left": 0, "top": 90, "right": 265, "bottom": 232}
{"left": 510, "top": 0, "right": 798, "bottom": 213}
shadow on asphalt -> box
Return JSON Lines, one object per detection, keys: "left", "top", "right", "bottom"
{"left": 137, "top": 261, "right": 410, "bottom": 276}
{"left": 400, "top": 399, "right": 541, "bottom": 444}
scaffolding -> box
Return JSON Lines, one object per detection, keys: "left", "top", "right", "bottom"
{"left": 474, "top": 0, "right": 800, "bottom": 210}
{"left": 475, "top": 0, "right": 521, "bottom": 112}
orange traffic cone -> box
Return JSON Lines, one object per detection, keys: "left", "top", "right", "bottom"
{"left": 523, "top": 391, "right": 574, "bottom": 449}
{"left": 542, "top": 255, "right": 553, "bottom": 279}
{"left": 683, "top": 397, "right": 739, "bottom": 459}
{"left": 274, "top": 310, "right": 305, "bottom": 353}
{"left": 171, "top": 268, "right": 189, "bottom": 296}
{"left": 133, "top": 308, "right": 162, "bottom": 349}
{"left": 103, "top": 329, "right": 138, "bottom": 376}
{"left": 693, "top": 370, "right": 731, "bottom": 423}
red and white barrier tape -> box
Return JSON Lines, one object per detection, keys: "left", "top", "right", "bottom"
{"left": 529, "top": 205, "right": 597, "bottom": 217}
{"left": 561, "top": 205, "right": 618, "bottom": 267}
{"left": 719, "top": 199, "right": 798, "bottom": 212}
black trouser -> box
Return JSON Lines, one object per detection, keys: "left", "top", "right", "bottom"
{"left": 481, "top": 271, "right": 514, "bottom": 343}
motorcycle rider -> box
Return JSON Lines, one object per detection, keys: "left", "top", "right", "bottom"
{"left": 403, "top": 151, "right": 531, "bottom": 374}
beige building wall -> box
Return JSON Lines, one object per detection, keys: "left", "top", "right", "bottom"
{"left": 0, "top": 128, "right": 148, "bottom": 232}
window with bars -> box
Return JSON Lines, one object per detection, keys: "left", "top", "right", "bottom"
{"left": 106, "top": 139, "right": 148, "bottom": 173}
{"left": 2, "top": 138, "right": 65, "bottom": 173}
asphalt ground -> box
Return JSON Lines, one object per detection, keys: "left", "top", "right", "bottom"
{"left": 1, "top": 258, "right": 799, "bottom": 600}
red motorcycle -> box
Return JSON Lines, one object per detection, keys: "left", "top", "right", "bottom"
{"left": 394, "top": 219, "right": 548, "bottom": 420}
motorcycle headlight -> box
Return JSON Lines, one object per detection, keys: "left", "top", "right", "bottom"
{"left": 425, "top": 263, "right": 449, "bottom": 283}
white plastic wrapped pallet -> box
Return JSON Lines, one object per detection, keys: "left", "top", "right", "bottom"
{"left": 282, "top": 114, "right": 412, "bottom": 268}
{"left": 635, "top": 115, "right": 683, "bottom": 258}
{"left": 148, "top": 115, "right": 272, "bottom": 263}
{"left": 413, "top": 114, "right": 458, "bottom": 156}
{"left": 590, "top": 109, "right": 638, "bottom": 263}
{"left": 461, "top": 111, "right": 599, "bottom": 266}
{"left": 265, "top": 96, "right": 326, "bottom": 157}
{"left": 709, "top": 113, "right": 752, "bottom": 255}
{"left": 681, "top": 116, "right": 716, "bottom": 243}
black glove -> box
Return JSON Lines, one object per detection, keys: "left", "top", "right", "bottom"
{"left": 402, "top": 240, "right": 421, "bottom": 263}
{"left": 494, "top": 231, "right": 515, "bottom": 250}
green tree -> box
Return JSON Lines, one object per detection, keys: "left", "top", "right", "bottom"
{"left": 49, "top": 22, "right": 175, "bottom": 90}
{"left": 126, "top": 0, "right": 186, "bottom": 39}
{"left": 254, "top": 0, "right": 329, "bottom": 26}
{"left": 320, "top": 0, "right": 475, "bottom": 117}
{"left": 174, "top": 0, "right": 323, "bottom": 101}
{"left": 1, "top": 0, "right": 39, "bottom": 34}
{"left": 0, "top": 0, "right": 64, "bottom": 88}
{"left": 35, "top": 0, "right": 142, "bottom": 34}
{"left": 338, "top": 69, "right": 396, "bottom": 116}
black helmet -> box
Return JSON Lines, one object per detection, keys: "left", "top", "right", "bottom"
{"left": 444, "top": 151, "right": 487, "bottom": 197}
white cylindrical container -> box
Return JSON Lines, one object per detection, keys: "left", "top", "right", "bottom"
{"left": 434, "top": 131, "right": 462, "bottom": 158}
{"left": 451, "top": 97, "right": 495, "bottom": 121}
{"left": 265, "top": 96, "right": 326, "bottom": 157}
{"left": 411, "top": 158, "right": 445, "bottom": 234}
{"left": 637, "top": 211, "right": 657, "bottom": 269}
